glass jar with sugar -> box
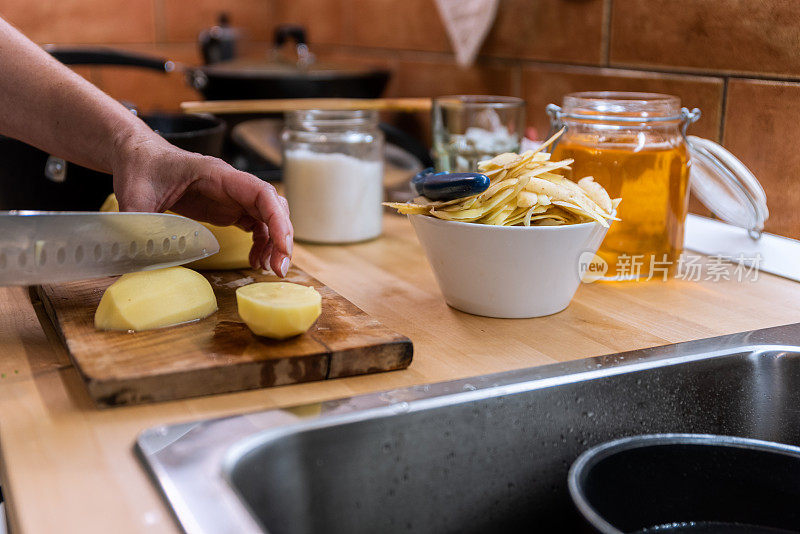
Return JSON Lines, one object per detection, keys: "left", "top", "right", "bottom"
{"left": 281, "top": 109, "right": 384, "bottom": 244}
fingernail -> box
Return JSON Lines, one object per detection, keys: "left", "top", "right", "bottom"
{"left": 285, "top": 235, "right": 294, "bottom": 256}
{"left": 279, "top": 257, "right": 290, "bottom": 278}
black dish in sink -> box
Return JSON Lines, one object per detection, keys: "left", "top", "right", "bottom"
{"left": 569, "top": 434, "right": 800, "bottom": 534}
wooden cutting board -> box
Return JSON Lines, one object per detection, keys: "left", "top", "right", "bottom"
{"left": 36, "top": 267, "right": 413, "bottom": 408}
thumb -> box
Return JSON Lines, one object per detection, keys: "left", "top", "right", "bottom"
{"left": 113, "top": 172, "right": 162, "bottom": 213}
{"left": 116, "top": 189, "right": 161, "bottom": 213}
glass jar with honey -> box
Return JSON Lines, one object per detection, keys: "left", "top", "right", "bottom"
{"left": 548, "top": 92, "right": 701, "bottom": 280}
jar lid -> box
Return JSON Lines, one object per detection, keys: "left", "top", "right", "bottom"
{"left": 686, "top": 135, "right": 769, "bottom": 238}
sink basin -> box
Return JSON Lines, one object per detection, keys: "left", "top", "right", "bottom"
{"left": 137, "top": 323, "right": 800, "bottom": 534}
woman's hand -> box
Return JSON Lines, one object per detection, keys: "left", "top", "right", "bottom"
{"left": 111, "top": 133, "right": 293, "bottom": 276}
{"left": 0, "top": 17, "right": 293, "bottom": 273}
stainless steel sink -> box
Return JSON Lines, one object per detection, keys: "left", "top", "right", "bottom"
{"left": 137, "top": 323, "right": 800, "bottom": 534}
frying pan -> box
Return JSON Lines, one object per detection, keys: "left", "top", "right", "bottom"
{"left": 44, "top": 29, "right": 396, "bottom": 178}
{"left": 45, "top": 25, "right": 390, "bottom": 101}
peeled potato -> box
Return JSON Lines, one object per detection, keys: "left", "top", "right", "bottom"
{"left": 99, "top": 193, "right": 252, "bottom": 270}
{"left": 99, "top": 193, "right": 119, "bottom": 212}
{"left": 95, "top": 266, "right": 217, "bottom": 331}
{"left": 184, "top": 223, "right": 252, "bottom": 270}
{"left": 236, "top": 282, "right": 321, "bottom": 339}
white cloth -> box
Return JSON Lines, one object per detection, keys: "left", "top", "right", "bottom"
{"left": 684, "top": 214, "right": 800, "bottom": 282}
{"left": 435, "top": 0, "right": 500, "bottom": 67}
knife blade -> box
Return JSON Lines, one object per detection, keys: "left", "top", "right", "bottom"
{"left": 0, "top": 211, "right": 220, "bottom": 286}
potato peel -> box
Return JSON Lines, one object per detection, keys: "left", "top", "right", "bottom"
{"left": 384, "top": 130, "right": 620, "bottom": 227}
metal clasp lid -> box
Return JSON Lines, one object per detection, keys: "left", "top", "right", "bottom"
{"left": 545, "top": 103, "right": 768, "bottom": 240}
{"left": 547, "top": 103, "right": 700, "bottom": 125}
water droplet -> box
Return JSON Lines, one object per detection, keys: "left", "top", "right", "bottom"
{"left": 390, "top": 401, "right": 409, "bottom": 414}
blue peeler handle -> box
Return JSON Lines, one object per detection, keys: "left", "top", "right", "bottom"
{"left": 411, "top": 168, "right": 490, "bottom": 201}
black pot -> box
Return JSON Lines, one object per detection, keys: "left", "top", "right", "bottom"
{"left": 0, "top": 113, "right": 226, "bottom": 211}
{"left": 569, "top": 434, "right": 800, "bottom": 534}
{"left": 0, "top": 137, "right": 112, "bottom": 212}
{"left": 142, "top": 112, "right": 226, "bottom": 156}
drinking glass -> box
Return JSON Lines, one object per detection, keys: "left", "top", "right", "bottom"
{"left": 431, "top": 95, "right": 525, "bottom": 173}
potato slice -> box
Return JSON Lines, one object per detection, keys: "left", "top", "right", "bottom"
{"left": 236, "top": 282, "right": 321, "bottom": 339}
{"left": 95, "top": 267, "right": 217, "bottom": 331}
{"left": 383, "top": 202, "right": 432, "bottom": 215}
{"left": 577, "top": 176, "right": 613, "bottom": 214}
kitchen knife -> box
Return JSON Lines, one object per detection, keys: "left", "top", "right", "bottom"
{"left": 411, "top": 167, "right": 490, "bottom": 201}
{"left": 0, "top": 211, "right": 220, "bottom": 286}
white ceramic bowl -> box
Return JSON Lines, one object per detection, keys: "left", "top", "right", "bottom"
{"left": 409, "top": 214, "right": 610, "bottom": 318}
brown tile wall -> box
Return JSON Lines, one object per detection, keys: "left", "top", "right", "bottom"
{"left": 1, "top": 0, "right": 797, "bottom": 236}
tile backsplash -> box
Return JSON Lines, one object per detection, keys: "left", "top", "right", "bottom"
{"left": 1, "top": 0, "right": 797, "bottom": 237}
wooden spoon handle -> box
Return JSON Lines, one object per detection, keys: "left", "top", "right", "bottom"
{"left": 180, "top": 97, "right": 433, "bottom": 115}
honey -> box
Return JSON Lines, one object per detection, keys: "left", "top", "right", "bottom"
{"left": 553, "top": 136, "right": 690, "bottom": 279}
{"left": 547, "top": 92, "right": 694, "bottom": 281}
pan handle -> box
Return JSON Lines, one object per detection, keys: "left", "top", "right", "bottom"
{"left": 380, "top": 123, "right": 434, "bottom": 168}
{"left": 273, "top": 25, "right": 307, "bottom": 47}
{"left": 44, "top": 45, "right": 174, "bottom": 72}
{"left": 271, "top": 25, "right": 313, "bottom": 68}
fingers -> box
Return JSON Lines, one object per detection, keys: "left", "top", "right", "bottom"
{"left": 269, "top": 242, "right": 291, "bottom": 278}
{"left": 178, "top": 157, "right": 295, "bottom": 276}
{"left": 253, "top": 183, "right": 294, "bottom": 257}
{"left": 224, "top": 173, "right": 293, "bottom": 277}
{"left": 249, "top": 222, "right": 270, "bottom": 270}
{"left": 263, "top": 242, "right": 274, "bottom": 272}
{"left": 245, "top": 219, "right": 288, "bottom": 277}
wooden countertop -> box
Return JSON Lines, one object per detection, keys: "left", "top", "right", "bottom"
{"left": 2, "top": 214, "right": 800, "bottom": 533}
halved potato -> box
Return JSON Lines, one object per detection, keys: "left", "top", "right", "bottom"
{"left": 183, "top": 223, "right": 252, "bottom": 270}
{"left": 95, "top": 266, "right": 217, "bottom": 331}
{"left": 99, "top": 192, "right": 119, "bottom": 212}
{"left": 99, "top": 193, "right": 252, "bottom": 270}
{"left": 236, "top": 282, "right": 321, "bottom": 339}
